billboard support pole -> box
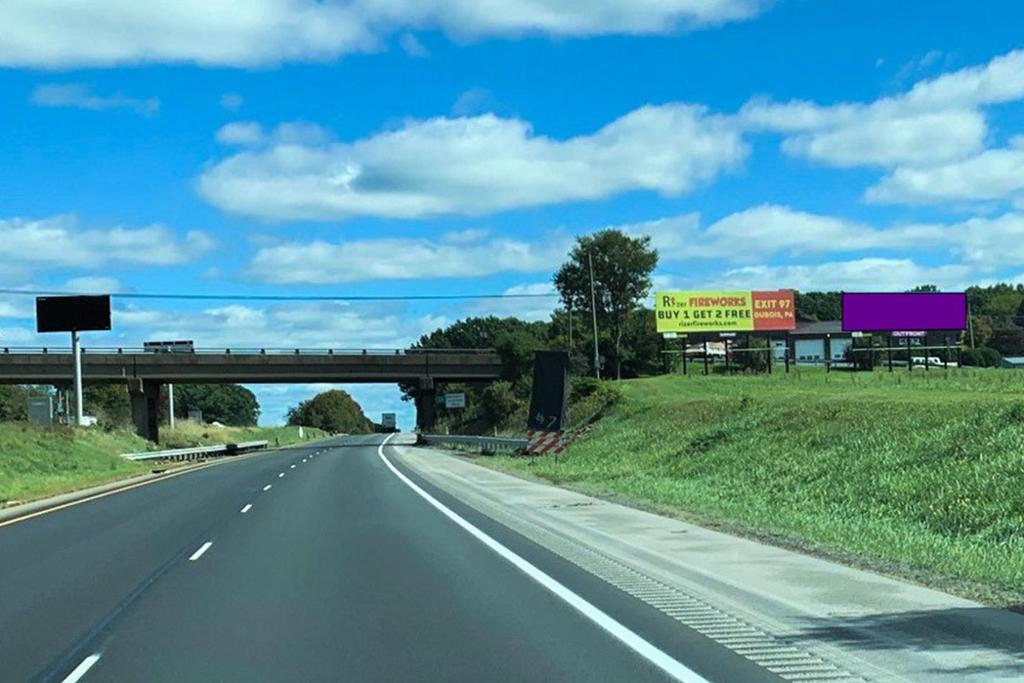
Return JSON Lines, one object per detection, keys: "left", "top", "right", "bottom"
{"left": 682, "top": 342, "right": 688, "bottom": 376}
{"left": 766, "top": 335, "right": 772, "bottom": 375}
{"left": 907, "top": 337, "right": 913, "bottom": 373}
{"left": 703, "top": 340, "right": 709, "bottom": 376}
{"left": 725, "top": 339, "right": 731, "bottom": 374}
{"left": 168, "top": 384, "right": 176, "bottom": 430}
{"left": 784, "top": 333, "right": 790, "bottom": 373}
{"left": 71, "top": 331, "right": 84, "bottom": 427}
{"left": 888, "top": 335, "right": 893, "bottom": 372}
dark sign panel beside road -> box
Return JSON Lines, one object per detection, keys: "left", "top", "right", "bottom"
{"left": 841, "top": 292, "right": 967, "bottom": 332}
{"left": 527, "top": 351, "right": 570, "bottom": 431}
{"left": 36, "top": 295, "right": 112, "bottom": 333}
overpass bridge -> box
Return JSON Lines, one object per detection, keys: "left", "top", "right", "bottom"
{"left": 0, "top": 347, "right": 503, "bottom": 441}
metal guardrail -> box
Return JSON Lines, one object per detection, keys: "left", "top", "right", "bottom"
{"left": 123, "top": 440, "right": 269, "bottom": 462}
{"left": 419, "top": 434, "right": 527, "bottom": 454}
{"left": 0, "top": 346, "right": 496, "bottom": 356}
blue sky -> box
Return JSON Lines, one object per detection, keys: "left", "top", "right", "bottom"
{"left": 2, "top": 0, "right": 1024, "bottom": 427}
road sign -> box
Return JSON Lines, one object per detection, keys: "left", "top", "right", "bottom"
{"left": 27, "top": 396, "right": 53, "bottom": 427}
{"left": 444, "top": 393, "right": 466, "bottom": 409}
{"left": 36, "top": 295, "right": 111, "bottom": 333}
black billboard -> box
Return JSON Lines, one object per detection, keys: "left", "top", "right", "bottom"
{"left": 36, "top": 295, "right": 112, "bottom": 333}
{"left": 527, "top": 351, "right": 570, "bottom": 431}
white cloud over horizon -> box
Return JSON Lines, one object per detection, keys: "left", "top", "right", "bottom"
{"left": 30, "top": 83, "right": 160, "bottom": 116}
{"left": 0, "top": 215, "right": 215, "bottom": 279}
{"left": 0, "top": 0, "right": 765, "bottom": 68}
{"left": 200, "top": 106, "right": 746, "bottom": 220}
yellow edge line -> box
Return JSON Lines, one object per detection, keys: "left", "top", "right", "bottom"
{"left": 0, "top": 456, "right": 242, "bottom": 529}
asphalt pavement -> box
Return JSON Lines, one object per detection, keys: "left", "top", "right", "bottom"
{"left": 0, "top": 434, "right": 775, "bottom": 683}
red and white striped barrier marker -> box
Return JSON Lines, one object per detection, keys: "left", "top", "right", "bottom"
{"left": 526, "top": 430, "right": 565, "bottom": 455}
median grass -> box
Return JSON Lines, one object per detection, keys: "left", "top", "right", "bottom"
{"left": 158, "top": 422, "right": 329, "bottom": 449}
{"left": 485, "top": 368, "right": 1024, "bottom": 604}
{"left": 0, "top": 421, "right": 331, "bottom": 507}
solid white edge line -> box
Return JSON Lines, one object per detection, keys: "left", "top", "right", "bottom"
{"left": 61, "top": 653, "right": 102, "bottom": 683}
{"left": 189, "top": 541, "right": 213, "bottom": 561}
{"left": 263, "top": 484, "right": 272, "bottom": 491}
{"left": 240, "top": 504, "right": 252, "bottom": 514}
{"left": 376, "top": 435, "right": 709, "bottom": 683}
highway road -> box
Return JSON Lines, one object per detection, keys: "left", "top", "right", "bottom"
{"left": 0, "top": 434, "right": 776, "bottom": 683}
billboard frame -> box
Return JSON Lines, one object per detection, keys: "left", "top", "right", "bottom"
{"left": 840, "top": 291, "right": 968, "bottom": 333}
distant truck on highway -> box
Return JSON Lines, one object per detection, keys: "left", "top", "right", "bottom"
{"left": 381, "top": 412, "right": 397, "bottom": 432}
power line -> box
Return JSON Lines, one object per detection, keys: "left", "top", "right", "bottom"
{"left": 0, "top": 288, "right": 559, "bottom": 302}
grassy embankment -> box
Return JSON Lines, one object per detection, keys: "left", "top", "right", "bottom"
{"left": 484, "top": 368, "right": 1024, "bottom": 604}
{"left": 0, "top": 422, "right": 329, "bottom": 507}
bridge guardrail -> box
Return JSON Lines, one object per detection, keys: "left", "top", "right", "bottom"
{"left": 419, "top": 434, "right": 527, "bottom": 455}
{"left": 123, "top": 440, "right": 269, "bottom": 462}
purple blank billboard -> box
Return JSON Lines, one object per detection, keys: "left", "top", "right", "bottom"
{"left": 842, "top": 292, "right": 967, "bottom": 332}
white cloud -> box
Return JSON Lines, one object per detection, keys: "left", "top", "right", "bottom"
{"left": 200, "top": 105, "right": 747, "bottom": 220}
{"left": 466, "top": 282, "right": 557, "bottom": 322}
{"left": 620, "top": 205, "right": 1024, "bottom": 271}
{"left": 399, "top": 33, "right": 429, "bottom": 58}
{"left": 64, "top": 276, "right": 123, "bottom": 293}
{"left": 702, "top": 259, "right": 973, "bottom": 292}
{"left": 0, "top": 0, "right": 765, "bottom": 68}
{"left": 219, "top": 92, "right": 244, "bottom": 111}
{"left": 742, "top": 49, "right": 1024, "bottom": 168}
{"left": 0, "top": 215, "right": 215, "bottom": 277}
{"left": 216, "top": 121, "right": 266, "bottom": 146}
{"left": 867, "top": 137, "right": 1024, "bottom": 204}
{"left": 249, "top": 232, "right": 571, "bottom": 283}
{"left": 30, "top": 83, "right": 160, "bottom": 116}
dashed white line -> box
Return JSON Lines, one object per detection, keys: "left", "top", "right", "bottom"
{"left": 263, "top": 484, "right": 272, "bottom": 491}
{"left": 290, "top": 465, "right": 296, "bottom": 469}
{"left": 61, "top": 653, "right": 101, "bottom": 683}
{"left": 278, "top": 472, "right": 285, "bottom": 478}
{"left": 376, "top": 434, "right": 708, "bottom": 683}
{"left": 189, "top": 541, "right": 213, "bottom": 561}
{"left": 240, "top": 504, "right": 252, "bottom": 514}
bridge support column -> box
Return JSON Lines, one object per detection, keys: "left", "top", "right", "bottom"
{"left": 415, "top": 377, "right": 436, "bottom": 433}
{"left": 128, "top": 378, "right": 161, "bottom": 443}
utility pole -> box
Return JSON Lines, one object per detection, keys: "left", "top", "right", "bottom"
{"left": 967, "top": 302, "right": 976, "bottom": 348}
{"left": 588, "top": 251, "right": 601, "bottom": 380}
{"left": 71, "top": 331, "right": 84, "bottom": 426}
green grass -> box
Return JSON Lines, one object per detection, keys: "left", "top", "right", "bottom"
{"left": 0, "top": 423, "right": 151, "bottom": 505}
{"left": 0, "top": 421, "right": 331, "bottom": 507}
{"left": 159, "top": 422, "right": 329, "bottom": 449}
{"left": 484, "top": 367, "right": 1024, "bottom": 604}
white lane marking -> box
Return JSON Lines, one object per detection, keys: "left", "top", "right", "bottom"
{"left": 240, "top": 504, "right": 252, "bottom": 514}
{"left": 278, "top": 472, "right": 285, "bottom": 478}
{"left": 290, "top": 465, "right": 296, "bottom": 469}
{"left": 189, "top": 541, "right": 213, "bottom": 561}
{"left": 61, "top": 653, "right": 101, "bottom": 683}
{"left": 376, "top": 435, "right": 708, "bottom": 683}
{"left": 263, "top": 484, "right": 272, "bottom": 491}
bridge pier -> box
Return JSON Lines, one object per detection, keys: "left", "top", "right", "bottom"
{"left": 128, "top": 378, "right": 161, "bottom": 443}
{"left": 415, "top": 377, "right": 437, "bottom": 432}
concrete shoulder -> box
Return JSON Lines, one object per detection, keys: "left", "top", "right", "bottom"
{"left": 391, "top": 444, "right": 1024, "bottom": 682}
